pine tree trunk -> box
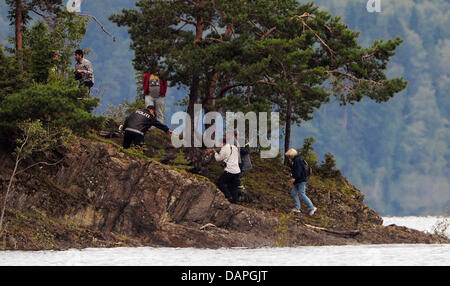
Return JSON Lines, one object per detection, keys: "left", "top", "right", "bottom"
{"left": 187, "top": 74, "right": 200, "bottom": 147}
{"left": 203, "top": 71, "right": 219, "bottom": 112}
{"left": 284, "top": 98, "right": 292, "bottom": 164}
{"left": 15, "top": 0, "right": 23, "bottom": 68}
{"left": 194, "top": 0, "right": 204, "bottom": 44}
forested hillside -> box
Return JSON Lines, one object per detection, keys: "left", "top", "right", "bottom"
{"left": 0, "top": 0, "right": 448, "bottom": 215}
{"left": 294, "top": 0, "right": 449, "bottom": 215}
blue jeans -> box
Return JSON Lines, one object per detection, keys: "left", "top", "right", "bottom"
{"left": 291, "top": 182, "right": 314, "bottom": 210}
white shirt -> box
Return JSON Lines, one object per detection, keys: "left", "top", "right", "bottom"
{"left": 214, "top": 144, "right": 241, "bottom": 174}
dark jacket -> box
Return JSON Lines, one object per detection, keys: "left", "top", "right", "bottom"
{"left": 239, "top": 140, "right": 252, "bottom": 172}
{"left": 123, "top": 109, "right": 169, "bottom": 135}
{"left": 290, "top": 155, "right": 307, "bottom": 185}
{"left": 143, "top": 72, "right": 168, "bottom": 97}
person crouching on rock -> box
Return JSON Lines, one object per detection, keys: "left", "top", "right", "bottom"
{"left": 207, "top": 136, "right": 241, "bottom": 204}
{"left": 120, "top": 105, "right": 173, "bottom": 149}
{"left": 285, "top": 148, "right": 317, "bottom": 216}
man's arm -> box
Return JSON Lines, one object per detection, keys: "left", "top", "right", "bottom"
{"left": 78, "top": 60, "right": 93, "bottom": 75}
{"left": 160, "top": 80, "right": 168, "bottom": 97}
{"left": 151, "top": 118, "right": 170, "bottom": 133}
{"left": 143, "top": 73, "right": 150, "bottom": 95}
{"left": 214, "top": 145, "right": 229, "bottom": 162}
{"left": 85, "top": 60, "right": 93, "bottom": 75}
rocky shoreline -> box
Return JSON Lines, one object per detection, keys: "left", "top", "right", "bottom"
{"left": 0, "top": 137, "right": 448, "bottom": 250}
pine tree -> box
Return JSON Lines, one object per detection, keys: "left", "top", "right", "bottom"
{"left": 111, "top": 0, "right": 407, "bottom": 152}
{"left": 5, "top": 0, "right": 63, "bottom": 65}
{"left": 0, "top": 44, "right": 29, "bottom": 101}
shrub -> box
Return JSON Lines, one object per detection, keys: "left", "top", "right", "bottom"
{"left": 0, "top": 76, "right": 104, "bottom": 135}
{"left": 317, "top": 153, "right": 342, "bottom": 178}
{"left": 299, "top": 137, "right": 319, "bottom": 168}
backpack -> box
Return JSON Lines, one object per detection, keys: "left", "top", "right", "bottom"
{"left": 302, "top": 159, "right": 312, "bottom": 178}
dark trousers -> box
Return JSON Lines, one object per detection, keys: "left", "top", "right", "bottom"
{"left": 78, "top": 80, "right": 94, "bottom": 94}
{"left": 218, "top": 171, "right": 241, "bottom": 203}
{"left": 123, "top": 131, "right": 144, "bottom": 149}
{"left": 83, "top": 80, "right": 94, "bottom": 88}
{"left": 237, "top": 169, "right": 246, "bottom": 190}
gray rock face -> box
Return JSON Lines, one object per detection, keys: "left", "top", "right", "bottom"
{"left": 1, "top": 139, "right": 448, "bottom": 250}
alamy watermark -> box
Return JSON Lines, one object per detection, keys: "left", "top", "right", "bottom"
{"left": 170, "top": 104, "right": 280, "bottom": 159}
{"left": 367, "top": 0, "right": 382, "bottom": 13}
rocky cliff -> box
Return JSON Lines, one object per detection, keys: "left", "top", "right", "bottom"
{"left": 0, "top": 135, "right": 448, "bottom": 250}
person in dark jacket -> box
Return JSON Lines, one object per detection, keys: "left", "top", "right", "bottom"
{"left": 234, "top": 130, "right": 252, "bottom": 202}
{"left": 121, "top": 105, "right": 172, "bottom": 149}
{"left": 285, "top": 148, "right": 317, "bottom": 216}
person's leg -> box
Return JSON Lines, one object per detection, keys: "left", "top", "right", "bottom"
{"left": 299, "top": 182, "right": 315, "bottom": 210}
{"left": 291, "top": 184, "right": 301, "bottom": 210}
{"left": 154, "top": 97, "right": 165, "bottom": 123}
{"left": 132, "top": 133, "right": 145, "bottom": 148}
{"left": 229, "top": 173, "right": 240, "bottom": 204}
{"left": 123, "top": 131, "right": 133, "bottom": 149}
{"left": 84, "top": 81, "right": 93, "bottom": 95}
{"left": 145, "top": 95, "right": 155, "bottom": 108}
{"left": 236, "top": 171, "right": 244, "bottom": 199}
{"left": 218, "top": 172, "right": 232, "bottom": 201}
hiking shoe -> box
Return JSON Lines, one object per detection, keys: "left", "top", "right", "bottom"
{"left": 291, "top": 208, "right": 301, "bottom": 213}
{"left": 309, "top": 207, "right": 317, "bottom": 216}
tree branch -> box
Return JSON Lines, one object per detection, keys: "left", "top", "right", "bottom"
{"left": 0, "top": 132, "right": 28, "bottom": 231}
{"left": 176, "top": 16, "right": 197, "bottom": 26}
{"left": 325, "top": 69, "right": 385, "bottom": 87}
{"left": 15, "top": 158, "right": 65, "bottom": 176}
{"left": 261, "top": 27, "right": 277, "bottom": 40}
{"left": 184, "top": 0, "right": 199, "bottom": 6}
{"left": 206, "top": 21, "right": 223, "bottom": 41}
{"left": 79, "top": 14, "right": 116, "bottom": 42}
{"left": 292, "top": 13, "right": 335, "bottom": 56}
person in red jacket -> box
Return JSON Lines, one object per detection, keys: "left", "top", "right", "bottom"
{"left": 143, "top": 69, "right": 168, "bottom": 123}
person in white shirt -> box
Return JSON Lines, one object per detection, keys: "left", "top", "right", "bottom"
{"left": 207, "top": 137, "right": 241, "bottom": 203}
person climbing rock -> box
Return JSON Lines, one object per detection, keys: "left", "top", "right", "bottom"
{"left": 207, "top": 137, "right": 241, "bottom": 204}
{"left": 143, "top": 68, "right": 168, "bottom": 123}
{"left": 120, "top": 105, "right": 173, "bottom": 149}
{"left": 285, "top": 148, "right": 317, "bottom": 216}
{"left": 74, "top": 49, "right": 94, "bottom": 91}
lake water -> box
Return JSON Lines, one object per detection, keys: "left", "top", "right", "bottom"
{"left": 0, "top": 216, "right": 449, "bottom": 266}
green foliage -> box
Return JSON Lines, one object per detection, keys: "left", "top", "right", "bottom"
{"left": 0, "top": 44, "right": 29, "bottom": 100}
{"left": 0, "top": 119, "right": 73, "bottom": 232}
{"left": 291, "top": 0, "right": 449, "bottom": 215}
{"left": 274, "top": 213, "right": 292, "bottom": 247}
{"left": 0, "top": 75, "right": 104, "bottom": 134}
{"left": 20, "top": 15, "right": 88, "bottom": 83}
{"left": 317, "top": 153, "right": 342, "bottom": 179}
{"left": 172, "top": 149, "right": 192, "bottom": 170}
{"left": 111, "top": 0, "right": 406, "bottom": 153}
{"left": 22, "top": 21, "right": 58, "bottom": 83}
{"left": 14, "top": 120, "right": 72, "bottom": 161}
{"left": 299, "top": 137, "right": 318, "bottom": 167}
{"left": 2, "top": 0, "right": 446, "bottom": 215}
{"left": 0, "top": 11, "right": 99, "bottom": 141}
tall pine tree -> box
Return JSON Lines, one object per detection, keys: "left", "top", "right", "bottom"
{"left": 111, "top": 0, "right": 407, "bottom": 152}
